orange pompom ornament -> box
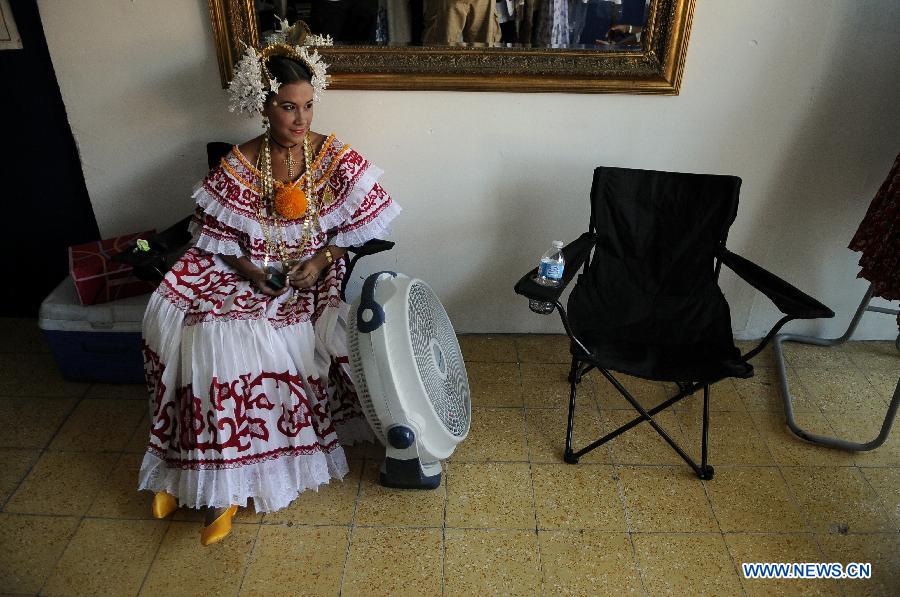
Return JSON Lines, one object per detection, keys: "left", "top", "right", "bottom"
{"left": 274, "top": 184, "right": 308, "bottom": 220}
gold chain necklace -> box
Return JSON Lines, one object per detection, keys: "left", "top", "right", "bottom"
{"left": 255, "top": 133, "right": 319, "bottom": 279}
{"left": 270, "top": 135, "right": 298, "bottom": 178}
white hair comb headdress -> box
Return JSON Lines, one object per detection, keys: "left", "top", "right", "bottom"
{"left": 228, "top": 18, "right": 333, "bottom": 116}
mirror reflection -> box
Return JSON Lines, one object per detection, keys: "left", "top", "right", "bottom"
{"left": 256, "top": 0, "right": 649, "bottom": 49}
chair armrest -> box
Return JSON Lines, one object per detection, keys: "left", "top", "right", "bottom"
{"left": 514, "top": 232, "right": 596, "bottom": 302}
{"left": 719, "top": 248, "right": 834, "bottom": 319}
{"left": 111, "top": 215, "right": 194, "bottom": 283}
{"left": 347, "top": 239, "right": 395, "bottom": 257}
{"left": 341, "top": 239, "right": 395, "bottom": 302}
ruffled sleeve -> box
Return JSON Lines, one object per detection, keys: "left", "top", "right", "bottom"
{"left": 187, "top": 152, "right": 265, "bottom": 258}
{"left": 317, "top": 142, "right": 401, "bottom": 248}
{"left": 190, "top": 207, "right": 247, "bottom": 257}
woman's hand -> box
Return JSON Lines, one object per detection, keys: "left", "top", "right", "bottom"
{"left": 219, "top": 255, "right": 289, "bottom": 297}
{"left": 249, "top": 270, "right": 289, "bottom": 297}
{"left": 288, "top": 256, "right": 325, "bottom": 289}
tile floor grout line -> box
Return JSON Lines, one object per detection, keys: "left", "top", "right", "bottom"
{"left": 6, "top": 371, "right": 131, "bottom": 595}
{"left": 36, "top": 514, "right": 89, "bottom": 597}
{"left": 611, "top": 462, "right": 649, "bottom": 596}
{"left": 720, "top": 529, "right": 752, "bottom": 597}
{"left": 15, "top": 510, "right": 900, "bottom": 535}
{"left": 625, "top": 530, "right": 651, "bottom": 597}
{"left": 134, "top": 519, "right": 172, "bottom": 597}
{"left": 82, "top": 450, "right": 129, "bottom": 518}
{"left": 337, "top": 454, "right": 365, "bottom": 597}
{"left": 774, "top": 462, "right": 827, "bottom": 558}
{"left": 520, "top": 391, "right": 545, "bottom": 596}
{"left": 699, "top": 403, "right": 753, "bottom": 597}
{"left": 235, "top": 520, "right": 263, "bottom": 596}
{"left": 1, "top": 392, "right": 83, "bottom": 514}
{"left": 855, "top": 466, "right": 900, "bottom": 532}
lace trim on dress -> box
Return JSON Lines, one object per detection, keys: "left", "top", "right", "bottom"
{"left": 137, "top": 445, "right": 350, "bottom": 513}
{"left": 192, "top": 139, "right": 399, "bottom": 254}
{"left": 332, "top": 183, "right": 401, "bottom": 248}
{"left": 194, "top": 229, "right": 244, "bottom": 257}
{"left": 187, "top": 209, "right": 246, "bottom": 258}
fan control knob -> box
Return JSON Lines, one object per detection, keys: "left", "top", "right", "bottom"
{"left": 387, "top": 426, "right": 415, "bottom": 449}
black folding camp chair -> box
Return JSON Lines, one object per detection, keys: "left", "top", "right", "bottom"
{"left": 514, "top": 167, "right": 834, "bottom": 479}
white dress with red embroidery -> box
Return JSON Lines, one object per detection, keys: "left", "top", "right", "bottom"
{"left": 138, "top": 135, "right": 400, "bottom": 513}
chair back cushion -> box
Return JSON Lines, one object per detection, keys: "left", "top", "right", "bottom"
{"left": 568, "top": 167, "right": 750, "bottom": 381}
{"left": 206, "top": 142, "right": 232, "bottom": 170}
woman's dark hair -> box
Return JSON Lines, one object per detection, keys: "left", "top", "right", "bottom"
{"left": 266, "top": 55, "right": 312, "bottom": 86}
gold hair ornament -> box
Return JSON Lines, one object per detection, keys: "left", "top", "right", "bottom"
{"left": 227, "top": 19, "right": 332, "bottom": 116}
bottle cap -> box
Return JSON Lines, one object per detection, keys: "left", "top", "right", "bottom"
{"left": 552, "top": 240, "right": 563, "bottom": 248}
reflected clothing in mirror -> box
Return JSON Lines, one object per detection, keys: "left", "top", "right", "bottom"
{"left": 260, "top": 0, "right": 646, "bottom": 48}
{"left": 534, "top": 0, "right": 646, "bottom": 48}
{"left": 536, "top": 0, "right": 568, "bottom": 46}
{"left": 423, "top": 0, "right": 501, "bottom": 44}
{"left": 384, "top": 0, "right": 413, "bottom": 43}
{"left": 494, "top": 0, "right": 537, "bottom": 44}
{"left": 579, "top": 1, "right": 618, "bottom": 45}
{"left": 312, "top": 0, "right": 378, "bottom": 42}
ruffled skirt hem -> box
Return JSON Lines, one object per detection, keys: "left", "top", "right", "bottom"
{"left": 137, "top": 444, "right": 350, "bottom": 514}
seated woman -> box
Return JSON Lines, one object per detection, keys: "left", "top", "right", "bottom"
{"left": 137, "top": 22, "right": 400, "bottom": 545}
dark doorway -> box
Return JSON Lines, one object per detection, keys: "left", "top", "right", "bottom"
{"left": 0, "top": 0, "right": 99, "bottom": 316}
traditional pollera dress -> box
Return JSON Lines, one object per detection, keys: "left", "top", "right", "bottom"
{"left": 138, "top": 134, "right": 400, "bottom": 513}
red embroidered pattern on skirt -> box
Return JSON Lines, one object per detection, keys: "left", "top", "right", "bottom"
{"left": 144, "top": 350, "right": 342, "bottom": 469}
{"left": 146, "top": 442, "right": 340, "bottom": 470}
{"left": 328, "top": 355, "right": 366, "bottom": 425}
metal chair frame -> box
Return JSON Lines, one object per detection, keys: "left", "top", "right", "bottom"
{"left": 515, "top": 168, "right": 833, "bottom": 481}
{"left": 545, "top": 277, "right": 794, "bottom": 481}
{"left": 774, "top": 283, "right": 899, "bottom": 451}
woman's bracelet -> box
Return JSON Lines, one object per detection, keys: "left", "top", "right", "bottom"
{"left": 323, "top": 247, "right": 334, "bottom": 266}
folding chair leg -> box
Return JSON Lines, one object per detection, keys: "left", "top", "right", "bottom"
{"left": 700, "top": 383, "right": 714, "bottom": 480}
{"left": 598, "top": 370, "right": 712, "bottom": 479}
{"left": 774, "top": 284, "right": 899, "bottom": 451}
{"left": 563, "top": 364, "right": 718, "bottom": 479}
{"left": 564, "top": 358, "right": 580, "bottom": 464}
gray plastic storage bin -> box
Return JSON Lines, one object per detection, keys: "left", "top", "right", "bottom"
{"left": 38, "top": 276, "right": 151, "bottom": 383}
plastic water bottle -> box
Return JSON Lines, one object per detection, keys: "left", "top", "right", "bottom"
{"left": 529, "top": 241, "right": 565, "bottom": 314}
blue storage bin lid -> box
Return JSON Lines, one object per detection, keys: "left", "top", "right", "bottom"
{"left": 38, "top": 276, "right": 151, "bottom": 333}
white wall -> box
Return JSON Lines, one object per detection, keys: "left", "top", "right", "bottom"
{"left": 38, "top": 0, "right": 900, "bottom": 337}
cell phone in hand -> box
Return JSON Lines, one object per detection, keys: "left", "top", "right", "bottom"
{"left": 265, "top": 266, "right": 287, "bottom": 290}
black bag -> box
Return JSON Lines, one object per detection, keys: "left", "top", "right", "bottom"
{"left": 111, "top": 215, "right": 193, "bottom": 283}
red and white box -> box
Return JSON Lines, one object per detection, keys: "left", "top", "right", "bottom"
{"left": 68, "top": 230, "right": 157, "bottom": 305}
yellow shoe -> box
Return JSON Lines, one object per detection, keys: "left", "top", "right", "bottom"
{"left": 151, "top": 491, "right": 178, "bottom": 519}
{"left": 200, "top": 505, "right": 238, "bottom": 546}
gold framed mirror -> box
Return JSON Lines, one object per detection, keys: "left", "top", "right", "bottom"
{"left": 209, "top": 0, "right": 696, "bottom": 94}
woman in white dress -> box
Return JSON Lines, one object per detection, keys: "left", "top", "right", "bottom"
{"left": 137, "top": 22, "right": 399, "bottom": 545}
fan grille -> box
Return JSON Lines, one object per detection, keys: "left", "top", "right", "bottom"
{"left": 407, "top": 282, "right": 470, "bottom": 437}
{"left": 347, "top": 313, "right": 384, "bottom": 437}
